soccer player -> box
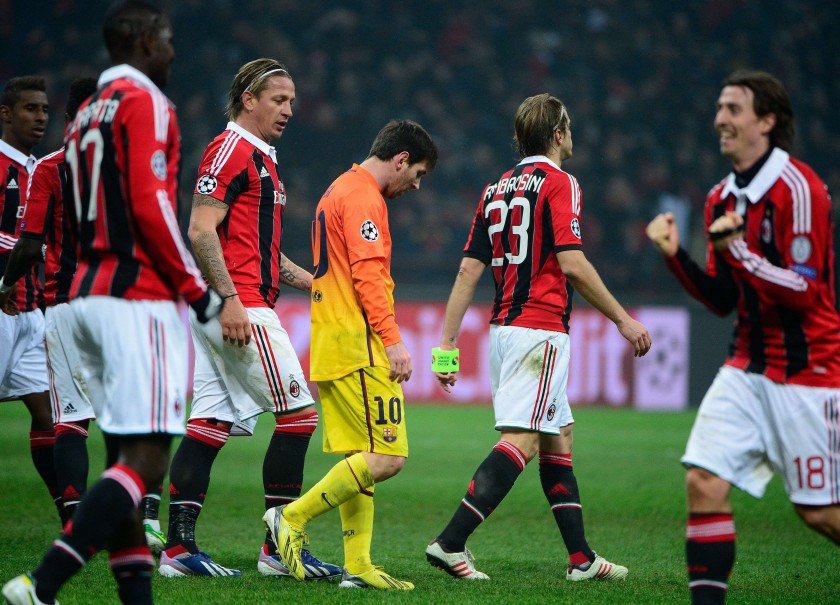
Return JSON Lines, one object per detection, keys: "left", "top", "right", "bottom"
{"left": 0, "top": 75, "right": 167, "bottom": 552}
{"left": 264, "top": 119, "right": 438, "bottom": 590}
{"left": 0, "top": 75, "right": 64, "bottom": 525}
{"left": 646, "top": 70, "right": 840, "bottom": 604}
{"left": 425, "top": 93, "right": 650, "bottom": 581}
{"left": 2, "top": 2, "right": 222, "bottom": 604}
{"left": 0, "top": 77, "right": 97, "bottom": 528}
{"left": 157, "top": 58, "right": 340, "bottom": 580}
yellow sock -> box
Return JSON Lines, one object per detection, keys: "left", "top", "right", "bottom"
{"left": 285, "top": 453, "right": 374, "bottom": 525}
{"left": 340, "top": 487, "right": 375, "bottom": 574}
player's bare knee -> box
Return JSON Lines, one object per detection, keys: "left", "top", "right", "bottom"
{"left": 794, "top": 504, "right": 840, "bottom": 541}
{"left": 366, "top": 453, "right": 406, "bottom": 481}
{"left": 686, "top": 466, "right": 730, "bottom": 510}
{"left": 22, "top": 391, "right": 53, "bottom": 429}
{"left": 500, "top": 432, "right": 539, "bottom": 462}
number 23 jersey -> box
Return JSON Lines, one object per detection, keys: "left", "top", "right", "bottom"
{"left": 464, "top": 155, "right": 583, "bottom": 333}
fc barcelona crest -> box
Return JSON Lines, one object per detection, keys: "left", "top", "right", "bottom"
{"left": 383, "top": 427, "right": 398, "bottom": 443}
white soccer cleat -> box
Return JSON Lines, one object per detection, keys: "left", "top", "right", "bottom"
{"left": 566, "top": 553, "right": 628, "bottom": 581}
{"left": 425, "top": 540, "right": 489, "bottom": 580}
{"left": 2, "top": 573, "right": 59, "bottom": 605}
{"left": 143, "top": 519, "right": 166, "bottom": 555}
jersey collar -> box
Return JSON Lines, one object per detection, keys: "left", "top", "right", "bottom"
{"left": 226, "top": 121, "right": 277, "bottom": 164}
{"left": 0, "top": 139, "right": 36, "bottom": 173}
{"left": 720, "top": 147, "right": 789, "bottom": 204}
{"left": 98, "top": 64, "right": 170, "bottom": 102}
{"left": 518, "top": 155, "right": 562, "bottom": 171}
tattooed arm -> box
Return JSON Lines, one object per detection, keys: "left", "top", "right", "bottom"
{"left": 279, "top": 253, "right": 313, "bottom": 293}
{"left": 188, "top": 194, "right": 251, "bottom": 346}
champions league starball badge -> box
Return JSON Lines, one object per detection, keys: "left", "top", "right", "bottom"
{"left": 151, "top": 150, "right": 167, "bottom": 180}
{"left": 360, "top": 220, "right": 379, "bottom": 241}
{"left": 196, "top": 174, "right": 218, "bottom": 194}
{"left": 791, "top": 235, "right": 812, "bottom": 263}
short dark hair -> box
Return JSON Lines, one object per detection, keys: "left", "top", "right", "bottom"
{"left": 514, "top": 93, "right": 569, "bottom": 159}
{"left": 66, "top": 77, "right": 98, "bottom": 120}
{"left": 723, "top": 70, "right": 794, "bottom": 151}
{"left": 226, "top": 58, "right": 292, "bottom": 120}
{"left": 367, "top": 119, "right": 438, "bottom": 171}
{"left": 103, "top": 0, "right": 166, "bottom": 62}
{"left": 1, "top": 76, "right": 47, "bottom": 110}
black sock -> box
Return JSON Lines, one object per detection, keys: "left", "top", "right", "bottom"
{"left": 32, "top": 464, "right": 145, "bottom": 602}
{"left": 142, "top": 491, "right": 162, "bottom": 520}
{"left": 30, "top": 430, "right": 62, "bottom": 521}
{"left": 165, "top": 420, "right": 227, "bottom": 553}
{"left": 110, "top": 548, "right": 155, "bottom": 605}
{"left": 539, "top": 452, "right": 593, "bottom": 565}
{"left": 687, "top": 512, "right": 735, "bottom": 605}
{"left": 54, "top": 423, "right": 90, "bottom": 524}
{"left": 437, "top": 442, "right": 526, "bottom": 552}
{"left": 263, "top": 412, "right": 317, "bottom": 546}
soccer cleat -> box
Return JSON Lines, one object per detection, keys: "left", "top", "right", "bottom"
{"left": 158, "top": 550, "right": 243, "bottom": 577}
{"left": 566, "top": 553, "right": 628, "bottom": 581}
{"left": 262, "top": 505, "right": 308, "bottom": 581}
{"left": 2, "top": 573, "right": 59, "bottom": 605}
{"left": 339, "top": 567, "right": 414, "bottom": 590}
{"left": 257, "top": 543, "right": 342, "bottom": 580}
{"left": 425, "top": 540, "right": 489, "bottom": 580}
{"left": 143, "top": 520, "right": 166, "bottom": 555}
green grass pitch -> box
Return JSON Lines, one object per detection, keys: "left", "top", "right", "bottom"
{"left": 1, "top": 402, "right": 838, "bottom": 604}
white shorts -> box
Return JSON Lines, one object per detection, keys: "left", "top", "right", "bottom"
{"left": 67, "top": 296, "right": 189, "bottom": 436}
{"left": 683, "top": 365, "right": 840, "bottom": 505}
{"left": 489, "top": 324, "right": 573, "bottom": 434}
{"left": 44, "top": 303, "right": 95, "bottom": 423}
{"left": 189, "top": 307, "right": 314, "bottom": 436}
{"left": 0, "top": 308, "right": 49, "bottom": 400}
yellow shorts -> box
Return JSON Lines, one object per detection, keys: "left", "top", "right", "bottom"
{"left": 318, "top": 366, "right": 408, "bottom": 457}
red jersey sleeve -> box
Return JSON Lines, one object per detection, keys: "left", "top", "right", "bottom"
{"left": 719, "top": 167, "right": 828, "bottom": 312}
{"left": 547, "top": 170, "right": 584, "bottom": 251}
{"left": 121, "top": 92, "right": 207, "bottom": 303}
{"left": 194, "top": 133, "right": 246, "bottom": 205}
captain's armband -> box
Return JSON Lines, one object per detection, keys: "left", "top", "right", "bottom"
{"left": 431, "top": 347, "right": 459, "bottom": 373}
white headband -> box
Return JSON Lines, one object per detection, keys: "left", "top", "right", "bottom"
{"left": 245, "top": 68, "right": 290, "bottom": 93}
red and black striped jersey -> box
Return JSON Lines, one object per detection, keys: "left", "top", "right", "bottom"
{"left": 65, "top": 65, "right": 206, "bottom": 304}
{"left": 666, "top": 148, "right": 840, "bottom": 387}
{"left": 0, "top": 139, "right": 42, "bottom": 311}
{"left": 193, "top": 122, "right": 286, "bottom": 308}
{"left": 20, "top": 147, "right": 76, "bottom": 306}
{"left": 463, "top": 156, "right": 584, "bottom": 332}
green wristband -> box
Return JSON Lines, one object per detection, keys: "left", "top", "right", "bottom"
{"left": 431, "top": 347, "right": 459, "bottom": 373}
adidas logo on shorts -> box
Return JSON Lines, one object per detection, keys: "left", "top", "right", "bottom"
{"left": 63, "top": 403, "right": 77, "bottom": 414}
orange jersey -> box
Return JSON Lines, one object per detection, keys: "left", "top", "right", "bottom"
{"left": 310, "top": 164, "right": 401, "bottom": 381}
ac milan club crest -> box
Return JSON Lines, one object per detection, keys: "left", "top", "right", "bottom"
{"left": 382, "top": 427, "right": 398, "bottom": 443}
{"left": 546, "top": 404, "right": 556, "bottom": 421}
{"left": 289, "top": 379, "right": 300, "bottom": 398}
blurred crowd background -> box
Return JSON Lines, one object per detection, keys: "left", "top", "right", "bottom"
{"left": 2, "top": 0, "right": 838, "bottom": 302}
